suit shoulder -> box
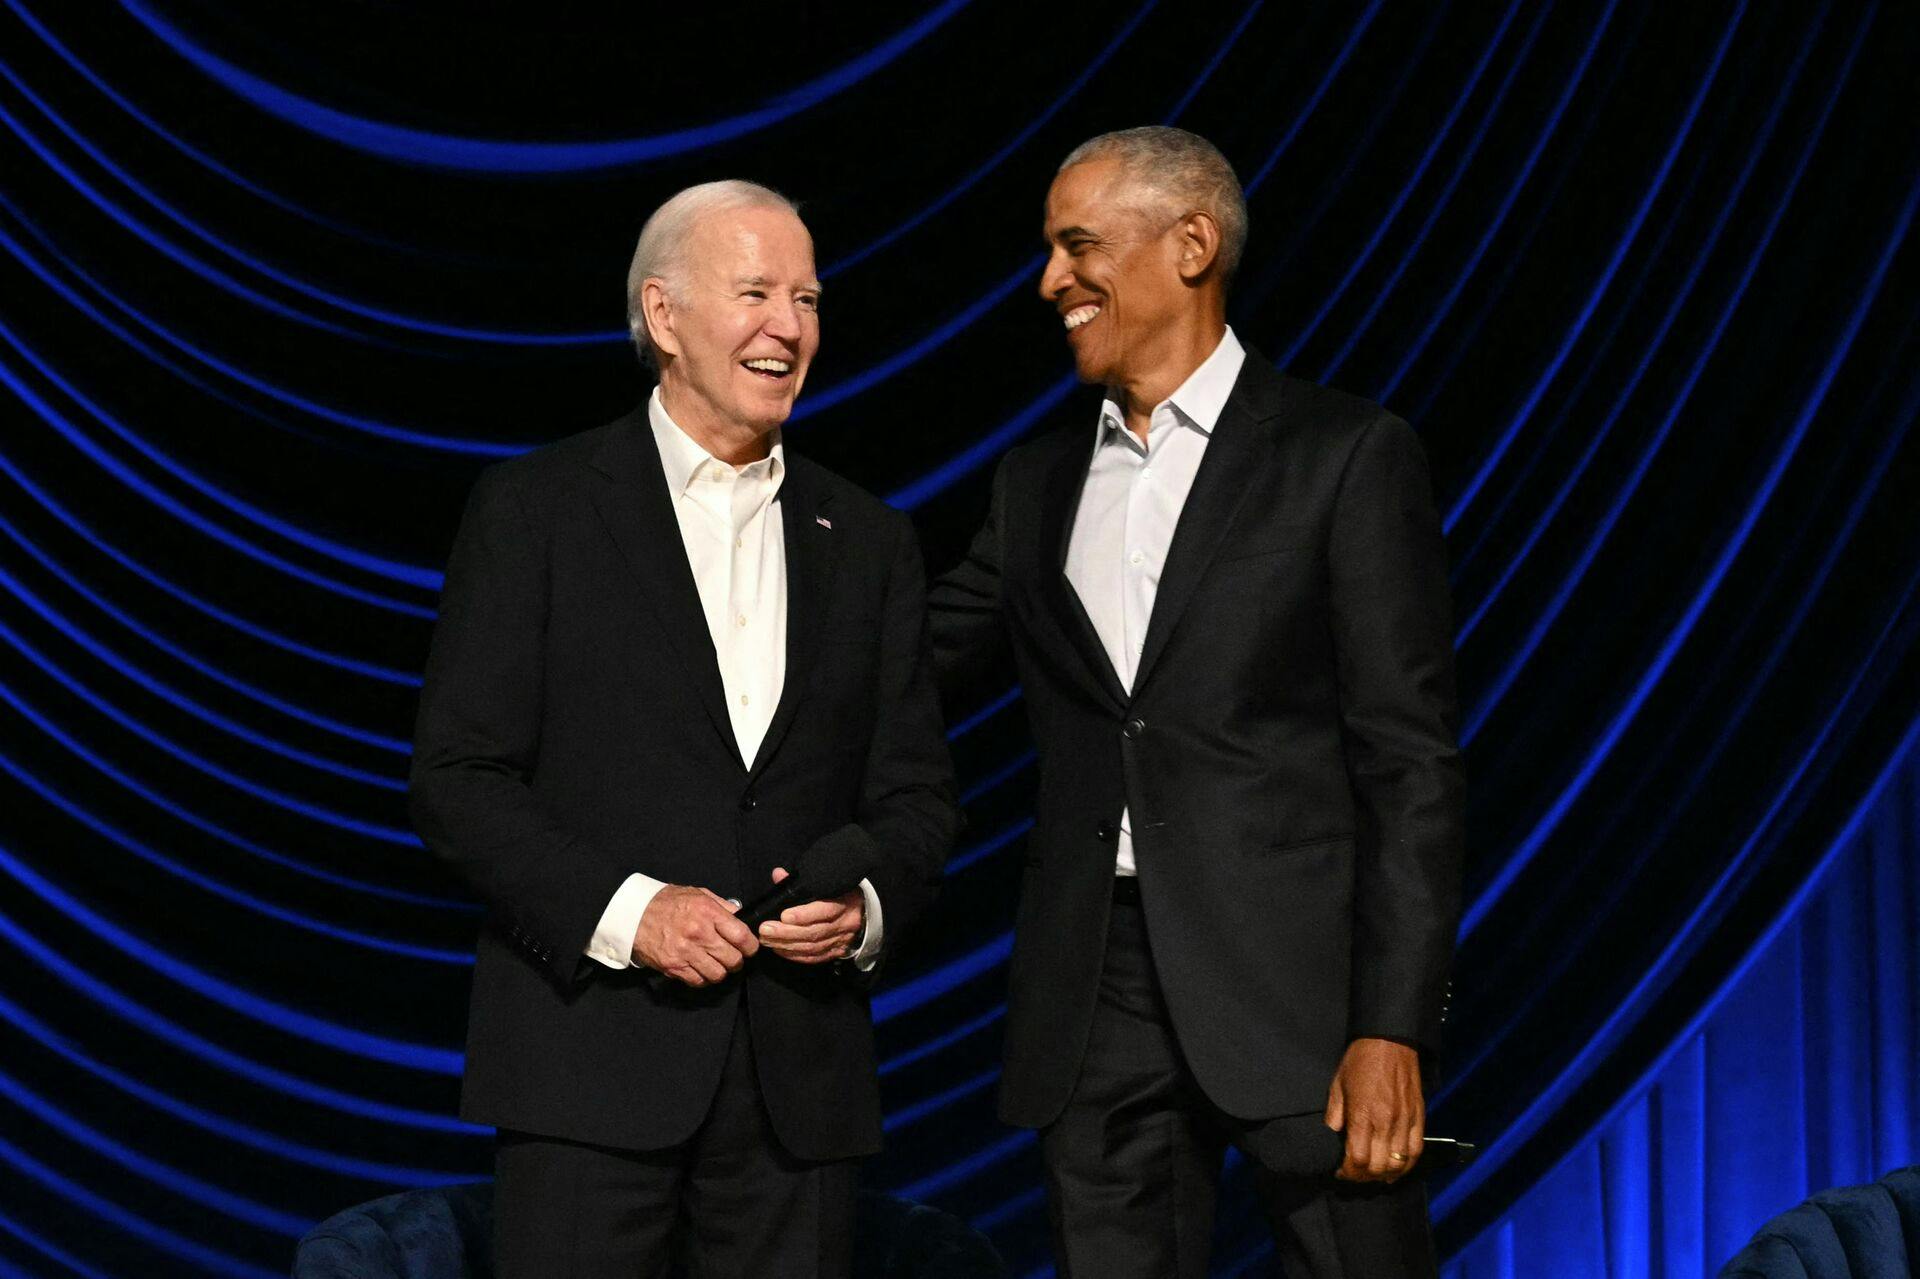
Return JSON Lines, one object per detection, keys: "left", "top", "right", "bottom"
{"left": 472, "top": 412, "right": 634, "bottom": 507}
{"left": 786, "top": 452, "right": 913, "bottom": 541}
{"left": 1274, "top": 371, "right": 1407, "bottom": 440}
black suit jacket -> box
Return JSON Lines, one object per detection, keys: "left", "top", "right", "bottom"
{"left": 930, "top": 352, "right": 1464, "bottom": 1128}
{"left": 410, "top": 406, "right": 955, "bottom": 1161}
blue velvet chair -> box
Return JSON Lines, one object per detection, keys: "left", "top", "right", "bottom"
{"left": 1718, "top": 1165, "right": 1920, "bottom": 1277}
{"left": 293, "top": 1182, "right": 1008, "bottom": 1278}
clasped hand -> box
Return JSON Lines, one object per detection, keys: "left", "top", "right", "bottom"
{"left": 633, "top": 868, "right": 864, "bottom": 986}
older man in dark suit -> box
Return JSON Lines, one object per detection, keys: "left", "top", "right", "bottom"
{"left": 929, "top": 128, "right": 1465, "bottom": 1277}
{"left": 411, "top": 180, "right": 955, "bottom": 1277}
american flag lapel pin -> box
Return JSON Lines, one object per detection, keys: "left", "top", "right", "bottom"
{"left": 815, "top": 516, "right": 832, "bottom": 530}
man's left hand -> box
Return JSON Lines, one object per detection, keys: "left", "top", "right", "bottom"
{"left": 755, "top": 867, "right": 864, "bottom": 964}
{"left": 1324, "top": 1037, "right": 1424, "bottom": 1183}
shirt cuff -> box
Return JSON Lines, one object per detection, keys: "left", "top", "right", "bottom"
{"left": 585, "top": 873, "right": 668, "bottom": 970}
{"left": 850, "top": 877, "right": 884, "bottom": 972}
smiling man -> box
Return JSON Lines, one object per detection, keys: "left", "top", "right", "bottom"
{"left": 929, "top": 129, "right": 1465, "bottom": 1277}
{"left": 411, "top": 180, "right": 955, "bottom": 1277}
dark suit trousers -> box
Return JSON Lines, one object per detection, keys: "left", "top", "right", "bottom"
{"left": 493, "top": 1004, "right": 857, "bottom": 1278}
{"left": 1041, "top": 888, "right": 1437, "bottom": 1279}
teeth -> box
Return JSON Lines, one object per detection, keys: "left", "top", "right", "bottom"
{"left": 1063, "top": 305, "right": 1101, "bottom": 331}
{"left": 744, "top": 358, "right": 792, "bottom": 373}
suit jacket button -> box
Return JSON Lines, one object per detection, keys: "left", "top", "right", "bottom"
{"left": 1096, "top": 820, "right": 1116, "bottom": 842}
{"left": 1122, "top": 717, "right": 1146, "bottom": 739}
{"left": 739, "top": 794, "right": 757, "bottom": 812}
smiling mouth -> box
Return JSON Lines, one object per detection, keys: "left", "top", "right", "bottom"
{"left": 742, "top": 358, "right": 795, "bottom": 381}
{"left": 1062, "top": 304, "right": 1101, "bottom": 332}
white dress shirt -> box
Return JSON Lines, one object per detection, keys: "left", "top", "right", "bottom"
{"left": 1064, "top": 326, "right": 1247, "bottom": 876}
{"left": 585, "top": 388, "right": 883, "bottom": 970}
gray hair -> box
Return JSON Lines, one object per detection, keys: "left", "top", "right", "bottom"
{"left": 625, "top": 179, "right": 801, "bottom": 369}
{"left": 1059, "top": 127, "right": 1248, "bottom": 284}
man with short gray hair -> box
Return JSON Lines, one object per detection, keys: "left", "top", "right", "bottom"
{"left": 413, "top": 180, "right": 955, "bottom": 1275}
{"left": 931, "top": 127, "right": 1463, "bottom": 1276}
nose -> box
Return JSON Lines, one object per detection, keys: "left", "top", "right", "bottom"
{"left": 1038, "top": 246, "right": 1074, "bottom": 303}
{"left": 763, "top": 294, "right": 804, "bottom": 343}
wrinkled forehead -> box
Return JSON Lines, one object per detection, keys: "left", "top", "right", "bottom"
{"left": 692, "top": 207, "right": 819, "bottom": 283}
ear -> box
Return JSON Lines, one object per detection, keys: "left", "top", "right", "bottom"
{"left": 1174, "top": 210, "right": 1222, "bottom": 284}
{"left": 639, "top": 277, "right": 682, "bottom": 361}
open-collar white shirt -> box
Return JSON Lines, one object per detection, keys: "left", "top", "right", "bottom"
{"left": 586, "top": 388, "right": 883, "bottom": 970}
{"left": 1064, "top": 325, "right": 1246, "bottom": 876}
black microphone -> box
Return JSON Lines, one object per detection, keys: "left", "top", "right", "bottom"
{"left": 735, "top": 831, "right": 876, "bottom": 931}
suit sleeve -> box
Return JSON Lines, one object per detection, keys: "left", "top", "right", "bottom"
{"left": 409, "top": 466, "right": 633, "bottom": 989}
{"left": 926, "top": 454, "right": 1016, "bottom": 720}
{"left": 804, "top": 511, "right": 957, "bottom": 971}
{"left": 1326, "top": 414, "right": 1466, "bottom": 1055}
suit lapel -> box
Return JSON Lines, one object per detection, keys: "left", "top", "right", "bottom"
{"left": 1131, "top": 359, "right": 1287, "bottom": 692}
{"left": 749, "top": 460, "right": 836, "bottom": 779}
{"left": 587, "top": 410, "right": 744, "bottom": 768}
{"left": 1040, "top": 426, "right": 1132, "bottom": 712}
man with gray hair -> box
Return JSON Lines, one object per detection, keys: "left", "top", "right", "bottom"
{"left": 413, "top": 180, "right": 955, "bottom": 1275}
{"left": 931, "top": 127, "right": 1463, "bottom": 1276}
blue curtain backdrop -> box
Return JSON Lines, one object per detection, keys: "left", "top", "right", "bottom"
{"left": 0, "top": 2, "right": 1915, "bottom": 1275}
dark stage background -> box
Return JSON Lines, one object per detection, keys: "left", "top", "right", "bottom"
{"left": 1, "top": 2, "right": 1917, "bottom": 1275}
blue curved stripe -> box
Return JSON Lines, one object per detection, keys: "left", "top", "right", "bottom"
{"left": 1242, "top": 0, "right": 1386, "bottom": 195}
{"left": 0, "top": 676, "right": 467, "bottom": 908}
{"left": 1461, "top": 5, "right": 1864, "bottom": 743}
{"left": 959, "top": 749, "right": 1037, "bottom": 806}
{"left": 826, "top": 0, "right": 1161, "bottom": 277}
{"left": 892, "top": 1129, "right": 1034, "bottom": 1201}
{"left": 0, "top": 355, "right": 436, "bottom": 615}
{"left": 884, "top": 1066, "right": 999, "bottom": 1133}
{"left": 0, "top": 841, "right": 463, "bottom": 1074}
{"left": 888, "top": 373, "right": 1078, "bottom": 510}
{"left": 0, "top": 1205, "right": 116, "bottom": 1279}
{"left": 0, "top": 55, "right": 613, "bottom": 346}
{"left": 1436, "top": 707, "right": 1920, "bottom": 1217}
{"left": 1277, "top": 0, "right": 1527, "bottom": 369}
{"left": 0, "top": 561, "right": 406, "bottom": 789}
{"left": 0, "top": 901, "right": 482, "bottom": 1130}
{"left": 1314, "top": 0, "right": 1553, "bottom": 380}
{"left": 946, "top": 686, "right": 1022, "bottom": 741}
{"left": 880, "top": 1004, "right": 1006, "bottom": 1077}
{"left": 0, "top": 509, "right": 409, "bottom": 752}
{"left": 0, "top": 1135, "right": 279, "bottom": 1278}
{"left": 1453, "top": 0, "right": 1843, "bottom": 650}
{"left": 0, "top": 988, "right": 467, "bottom": 1183}
{"left": 0, "top": 444, "right": 423, "bottom": 685}
{"left": 119, "top": 0, "right": 973, "bottom": 173}
{"left": 947, "top": 817, "right": 1035, "bottom": 875}
{"left": 0, "top": 1067, "right": 314, "bottom": 1236}
{"left": 0, "top": 748, "right": 468, "bottom": 964}
{"left": 0, "top": 617, "right": 420, "bottom": 845}
{"left": 0, "top": 96, "right": 399, "bottom": 345}
{"left": 4, "top": 0, "right": 404, "bottom": 243}
{"left": 0, "top": 203, "right": 527, "bottom": 457}
{"left": 0, "top": 315, "right": 442, "bottom": 590}
{"left": 1377, "top": 0, "right": 1621, "bottom": 403}
{"left": 874, "top": 931, "right": 1014, "bottom": 1023}
{"left": 1441, "top": 1, "right": 1747, "bottom": 532}
{"left": 1460, "top": 165, "right": 1920, "bottom": 936}
{"left": 793, "top": 259, "right": 1039, "bottom": 421}
{"left": 1441, "top": 430, "right": 1920, "bottom": 1104}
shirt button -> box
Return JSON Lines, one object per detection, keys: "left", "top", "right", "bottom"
{"left": 1129, "top": 550, "right": 1145, "bottom": 566}
{"left": 1141, "top": 465, "right": 1153, "bottom": 477}
{"left": 735, "top": 537, "right": 743, "bottom": 548}
{"left": 736, "top": 613, "right": 748, "bottom": 627}
{"left": 739, "top": 694, "right": 750, "bottom": 706}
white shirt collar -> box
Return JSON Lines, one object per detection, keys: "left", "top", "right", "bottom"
{"left": 1097, "top": 325, "right": 1247, "bottom": 442}
{"left": 648, "top": 386, "right": 785, "bottom": 496}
